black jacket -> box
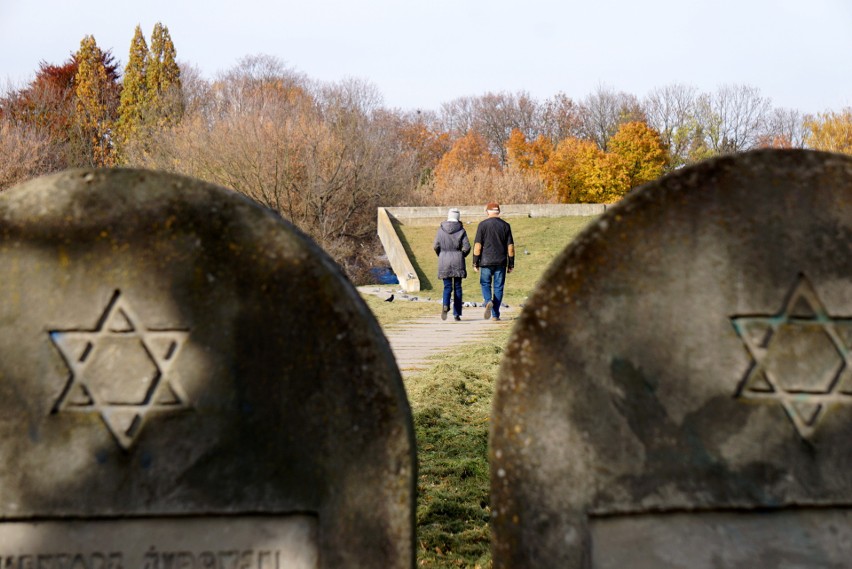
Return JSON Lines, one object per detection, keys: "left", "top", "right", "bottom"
{"left": 473, "top": 217, "right": 514, "bottom": 268}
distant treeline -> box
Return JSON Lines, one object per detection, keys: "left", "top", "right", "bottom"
{"left": 2, "top": 26, "right": 850, "bottom": 281}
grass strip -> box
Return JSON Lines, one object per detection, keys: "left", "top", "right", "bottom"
{"left": 405, "top": 328, "right": 511, "bottom": 568}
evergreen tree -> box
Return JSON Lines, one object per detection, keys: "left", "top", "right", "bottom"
{"left": 73, "top": 35, "right": 116, "bottom": 167}
{"left": 115, "top": 25, "right": 148, "bottom": 158}
{"left": 147, "top": 23, "right": 183, "bottom": 125}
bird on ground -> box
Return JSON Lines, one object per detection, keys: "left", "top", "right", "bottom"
{"left": 385, "top": 294, "right": 394, "bottom": 302}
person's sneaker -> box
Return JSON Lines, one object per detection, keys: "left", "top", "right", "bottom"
{"left": 483, "top": 301, "right": 493, "bottom": 320}
{"left": 493, "top": 316, "right": 501, "bottom": 321}
{"left": 441, "top": 305, "right": 449, "bottom": 320}
{"left": 454, "top": 315, "right": 461, "bottom": 321}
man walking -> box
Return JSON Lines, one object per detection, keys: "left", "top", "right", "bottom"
{"left": 472, "top": 202, "right": 514, "bottom": 321}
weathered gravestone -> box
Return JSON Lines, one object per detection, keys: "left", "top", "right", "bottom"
{"left": 491, "top": 150, "right": 852, "bottom": 568}
{"left": 0, "top": 169, "right": 415, "bottom": 569}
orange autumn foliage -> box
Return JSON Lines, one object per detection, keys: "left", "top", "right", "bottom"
{"left": 506, "top": 128, "right": 552, "bottom": 173}
{"left": 433, "top": 130, "right": 500, "bottom": 185}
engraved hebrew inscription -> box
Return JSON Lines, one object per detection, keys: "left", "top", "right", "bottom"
{"left": 731, "top": 275, "right": 852, "bottom": 438}
{"left": 0, "top": 516, "right": 317, "bottom": 569}
{"left": 50, "top": 291, "right": 190, "bottom": 449}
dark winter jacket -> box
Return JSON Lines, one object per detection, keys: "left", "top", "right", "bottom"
{"left": 473, "top": 216, "right": 514, "bottom": 268}
{"left": 433, "top": 220, "right": 471, "bottom": 279}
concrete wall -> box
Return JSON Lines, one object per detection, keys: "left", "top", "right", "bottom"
{"left": 386, "top": 203, "right": 607, "bottom": 226}
{"left": 377, "top": 207, "right": 421, "bottom": 293}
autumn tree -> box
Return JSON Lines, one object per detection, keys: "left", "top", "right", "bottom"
{"left": 71, "top": 35, "right": 120, "bottom": 166}
{"left": 429, "top": 130, "right": 501, "bottom": 204}
{"left": 506, "top": 128, "right": 552, "bottom": 173}
{"left": 804, "top": 109, "right": 852, "bottom": 154}
{"left": 1, "top": 60, "right": 79, "bottom": 170}
{"left": 1, "top": 61, "right": 75, "bottom": 139}
{"left": 115, "top": 25, "right": 148, "bottom": 156}
{"left": 146, "top": 23, "right": 182, "bottom": 125}
{"left": 607, "top": 121, "right": 668, "bottom": 190}
{"left": 433, "top": 131, "right": 499, "bottom": 184}
{"left": 387, "top": 111, "right": 452, "bottom": 185}
{"left": 532, "top": 122, "right": 665, "bottom": 204}
{"left": 541, "top": 137, "right": 617, "bottom": 203}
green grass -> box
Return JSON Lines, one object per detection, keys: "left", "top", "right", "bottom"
{"left": 361, "top": 215, "right": 597, "bottom": 568}
{"left": 407, "top": 329, "right": 511, "bottom": 568}
{"left": 394, "top": 216, "right": 598, "bottom": 306}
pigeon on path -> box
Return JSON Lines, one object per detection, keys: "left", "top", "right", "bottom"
{"left": 385, "top": 294, "right": 394, "bottom": 302}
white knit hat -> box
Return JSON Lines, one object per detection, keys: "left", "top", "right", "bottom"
{"left": 447, "top": 208, "right": 461, "bottom": 221}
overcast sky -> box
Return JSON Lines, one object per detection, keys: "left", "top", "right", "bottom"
{"left": 1, "top": 0, "right": 850, "bottom": 115}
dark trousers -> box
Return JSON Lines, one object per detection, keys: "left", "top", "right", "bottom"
{"left": 442, "top": 277, "right": 463, "bottom": 317}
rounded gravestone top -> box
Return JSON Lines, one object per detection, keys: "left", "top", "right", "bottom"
{"left": 491, "top": 150, "right": 852, "bottom": 567}
{"left": 0, "top": 168, "right": 414, "bottom": 568}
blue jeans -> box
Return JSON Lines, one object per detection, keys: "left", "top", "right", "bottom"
{"left": 442, "top": 277, "right": 463, "bottom": 317}
{"left": 479, "top": 266, "right": 506, "bottom": 318}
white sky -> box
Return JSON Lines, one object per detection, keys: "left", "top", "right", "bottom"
{"left": 1, "top": 0, "right": 850, "bottom": 115}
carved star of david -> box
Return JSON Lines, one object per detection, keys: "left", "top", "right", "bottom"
{"left": 50, "top": 291, "right": 190, "bottom": 449}
{"left": 731, "top": 275, "right": 852, "bottom": 438}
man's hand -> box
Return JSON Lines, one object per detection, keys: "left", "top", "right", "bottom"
{"left": 507, "top": 267, "right": 513, "bottom": 273}
{"left": 473, "top": 266, "right": 479, "bottom": 272}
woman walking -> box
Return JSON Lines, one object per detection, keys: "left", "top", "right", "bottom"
{"left": 433, "top": 208, "right": 471, "bottom": 321}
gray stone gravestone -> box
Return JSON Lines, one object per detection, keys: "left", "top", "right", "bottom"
{"left": 490, "top": 150, "right": 852, "bottom": 568}
{"left": 0, "top": 169, "right": 415, "bottom": 568}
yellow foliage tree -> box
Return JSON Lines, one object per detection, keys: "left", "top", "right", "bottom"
{"left": 541, "top": 138, "right": 614, "bottom": 202}
{"left": 147, "top": 23, "right": 183, "bottom": 126}
{"left": 531, "top": 122, "right": 667, "bottom": 203}
{"left": 805, "top": 109, "right": 852, "bottom": 154}
{"left": 115, "top": 25, "right": 148, "bottom": 158}
{"left": 607, "top": 121, "right": 668, "bottom": 190}
{"left": 73, "top": 35, "right": 115, "bottom": 167}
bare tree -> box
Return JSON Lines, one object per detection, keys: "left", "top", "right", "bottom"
{"left": 176, "top": 61, "right": 212, "bottom": 121}
{"left": 317, "top": 76, "right": 384, "bottom": 117}
{"left": 472, "top": 91, "right": 540, "bottom": 164}
{"left": 759, "top": 107, "right": 808, "bottom": 148}
{"left": 0, "top": 119, "right": 57, "bottom": 190}
{"left": 578, "top": 84, "right": 645, "bottom": 151}
{"left": 643, "top": 83, "right": 699, "bottom": 169}
{"left": 697, "top": 84, "right": 771, "bottom": 154}
{"left": 438, "top": 96, "right": 477, "bottom": 136}
{"left": 127, "top": 56, "right": 415, "bottom": 282}
{"left": 539, "top": 92, "right": 582, "bottom": 144}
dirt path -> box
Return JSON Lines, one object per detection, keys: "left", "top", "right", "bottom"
{"left": 383, "top": 308, "right": 515, "bottom": 376}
